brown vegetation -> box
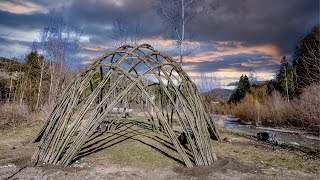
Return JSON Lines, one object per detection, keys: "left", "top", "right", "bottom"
{"left": 0, "top": 102, "right": 54, "bottom": 129}
{"left": 0, "top": 55, "right": 79, "bottom": 128}
{"left": 221, "top": 83, "right": 320, "bottom": 134}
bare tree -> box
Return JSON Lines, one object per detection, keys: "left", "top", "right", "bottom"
{"left": 111, "top": 15, "right": 143, "bottom": 47}
{"left": 6, "top": 59, "right": 13, "bottom": 104}
{"left": 191, "top": 73, "right": 223, "bottom": 113}
{"left": 33, "top": 10, "right": 81, "bottom": 104}
{"left": 154, "top": 0, "right": 218, "bottom": 67}
{"left": 192, "top": 73, "right": 221, "bottom": 93}
{"left": 295, "top": 43, "right": 320, "bottom": 86}
{"left": 19, "top": 64, "right": 30, "bottom": 106}
{"left": 293, "top": 25, "right": 320, "bottom": 95}
{"left": 35, "top": 55, "right": 46, "bottom": 109}
{"left": 7, "top": 73, "right": 13, "bottom": 103}
{"left": 283, "top": 60, "right": 290, "bottom": 102}
{"left": 248, "top": 72, "right": 258, "bottom": 85}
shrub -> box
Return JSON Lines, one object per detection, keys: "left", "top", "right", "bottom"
{"left": 220, "top": 83, "right": 319, "bottom": 133}
{"left": 267, "top": 92, "right": 299, "bottom": 127}
{"left": 0, "top": 103, "right": 30, "bottom": 128}
{"left": 298, "top": 83, "right": 320, "bottom": 130}
{"left": 0, "top": 102, "right": 53, "bottom": 129}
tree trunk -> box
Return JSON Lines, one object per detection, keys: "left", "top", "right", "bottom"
{"left": 19, "top": 76, "right": 25, "bottom": 106}
{"left": 180, "top": 0, "right": 185, "bottom": 68}
{"left": 36, "top": 61, "right": 45, "bottom": 109}
{"left": 7, "top": 76, "right": 13, "bottom": 103}
{"left": 284, "top": 66, "right": 290, "bottom": 102}
{"left": 48, "top": 61, "right": 54, "bottom": 104}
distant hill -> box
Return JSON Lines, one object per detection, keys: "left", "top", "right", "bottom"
{"left": 227, "top": 80, "right": 266, "bottom": 87}
{"left": 0, "top": 57, "right": 22, "bottom": 100}
{"left": 202, "top": 88, "right": 233, "bottom": 102}
{"left": 0, "top": 57, "right": 23, "bottom": 87}
{"left": 0, "top": 57, "right": 22, "bottom": 72}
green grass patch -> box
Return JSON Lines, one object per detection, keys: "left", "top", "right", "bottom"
{"left": 0, "top": 122, "right": 40, "bottom": 141}
{"left": 85, "top": 119, "right": 182, "bottom": 168}
{"left": 96, "top": 132, "right": 181, "bottom": 168}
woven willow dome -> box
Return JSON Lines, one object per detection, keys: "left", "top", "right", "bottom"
{"left": 32, "top": 44, "right": 220, "bottom": 168}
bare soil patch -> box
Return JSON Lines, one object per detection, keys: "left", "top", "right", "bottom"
{"left": 174, "top": 157, "right": 261, "bottom": 177}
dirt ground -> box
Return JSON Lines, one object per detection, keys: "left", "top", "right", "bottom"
{"left": 0, "top": 120, "right": 319, "bottom": 180}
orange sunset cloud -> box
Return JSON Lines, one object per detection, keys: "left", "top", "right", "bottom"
{"left": 144, "top": 36, "right": 201, "bottom": 47}
{"left": 0, "top": 1, "right": 46, "bottom": 14}
{"left": 184, "top": 41, "right": 282, "bottom": 64}
{"left": 81, "top": 44, "right": 109, "bottom": 52}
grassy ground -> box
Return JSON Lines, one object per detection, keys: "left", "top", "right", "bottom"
{"left": 214, "top": 127, "right": 319, "bottom": 173}
{"left": 0, "top": 115, "right": 319, "bottom": 179}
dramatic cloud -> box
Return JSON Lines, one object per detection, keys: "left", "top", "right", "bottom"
{"left": 81, "top": 44, "right": 110, "bottom": 52}
{"left": 184, "top": 41, "right": 281, "bottom": 63}
{"left": 0, "top": 0, "right": 46, "bottom": 14}
{"left": 189, "top": 0, "right": 319, "bottom": 54}
{"left": 0, "top": 0, "right": 318, "bottom": 88}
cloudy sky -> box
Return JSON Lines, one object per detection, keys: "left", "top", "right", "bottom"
{"left": 0, "top": 0, "right": 319, "bottom": 88}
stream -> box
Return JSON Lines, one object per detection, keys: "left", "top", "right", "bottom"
{"left": 215, "top": 115, "right": 320, "bottom": 149}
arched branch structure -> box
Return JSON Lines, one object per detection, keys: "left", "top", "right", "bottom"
{"left": 32, "top": 44, "right": 220, "bottom": 168}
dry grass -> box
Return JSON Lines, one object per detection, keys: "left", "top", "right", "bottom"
{"left": 95, "top": 133, "right": 181, "bottom": 168}
{"left": 298, "top": 83, "right": 320, "bottom": 128}
{"left": 0, "top": 116, "right": 319, "bottom": 179}
{"left": 0, "top": 103, "right": 30, "bottom": 128}
{"left": 215, "top": 127, "right": 320, "bottom": 173}
{"left": 222, "top": 84, "right": 320, "bottom": 133}
{"left": 0, "top": 102, "right": 53, "bottom": 129}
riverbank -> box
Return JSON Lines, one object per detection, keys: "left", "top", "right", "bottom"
{"left": 212, "top": 114, "right": 320, "bottom": 150}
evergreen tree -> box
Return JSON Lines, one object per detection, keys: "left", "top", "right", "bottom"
{"left": 276, "top": 56, "right": 294, "bottom": 99}
{"left": 239, "top": 75, "right": 251, "bottom": 96}
{"left": 228, "top": 75, "right": 251, "bottom": 104}
{"left": 24, "top": 51, "right": 44, "bottom": 78}
{"left": 14, "top": 51, "right": 47, "bottom": 109}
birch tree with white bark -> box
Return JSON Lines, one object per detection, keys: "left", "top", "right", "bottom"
{"left": 154, "top": 0, "right": 218, "bottom": 67}
{"left": 35, "top": 55, "right": 46, "bottom": 109}
{"left": 33, "top": 10, "right": 81, "bottom": 104}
